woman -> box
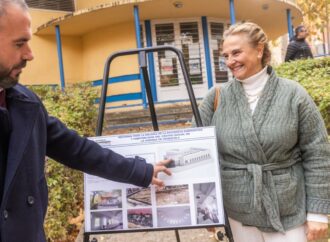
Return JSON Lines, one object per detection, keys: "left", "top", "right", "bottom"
{"left": 195, "top": 22, "right": 329, "bottom": 242}
{"left": 285, "top": 25, "right": 313, "bottom": 62}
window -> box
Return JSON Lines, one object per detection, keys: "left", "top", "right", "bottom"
{"left": 26, "top": 0, "right": 74, "bottom": 11}
{"left": 155, "top": 23, "right": 179, "bottom": 87}
{"left": 209, "top": 22, "right": 228, "bottom": 82}
{"left": 154, "top": 20, "right": 205, "bottom": 87}
{"left": 180, "top": 22, "right": 203, "bottom": 84}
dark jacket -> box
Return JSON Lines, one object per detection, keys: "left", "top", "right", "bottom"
{"left": 0, "top": 84, "right": 153, "bottom": 242}
{"left": 285, "top": 38, "right": 313, "bottom": 62}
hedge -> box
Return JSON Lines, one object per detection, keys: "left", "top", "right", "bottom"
{"left": 28, "top": 83, "right": 98, "bottom": 241}
{"left": 275, "top": 57, "right": 330, "bottom": 132}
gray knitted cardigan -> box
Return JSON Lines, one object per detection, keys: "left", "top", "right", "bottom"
{"left": 195, "top": 68, "right": 330, "bottom": 232}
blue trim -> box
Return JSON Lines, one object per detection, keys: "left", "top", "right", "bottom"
{"left": 95, "top": 92, "right": 142, "bottom": 103}
{"left": 229, "top": 0, "right": 236, "bottom": 24}
{"left": 55, "top": 25, "right": 65, "bottom": 90}
{"left": 286, "top": 9, "right": 293, "bottom": 40}
{"left": 145, "top": 20, "right": 158, "bottom": 102}
{"left": 201, "top": 17, "right": 214, "bottom": 89}
{"left": 92, "top": 74, "right": 140, "bottom": 86}
{"left": 134, "top": 5, "right": 147, "bottom": 108}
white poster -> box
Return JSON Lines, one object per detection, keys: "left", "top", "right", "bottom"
{"left": 160, "top": 58, "right": 173, "bottom": 75}
{"left": 219, "top": 57, "right": 227, "bottom": 71}
{"left": 84, "top": 127, "right": 225, "bottom": 232}
{"left": 189, "top": 59, "right": 201, "bottom": 75}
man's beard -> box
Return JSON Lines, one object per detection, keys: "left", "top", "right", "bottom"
{"left": 0, "top": 76, "right": 18, "bottom": 89}
{"left": 0, "top": 61, "right": 26, "bottom": 89}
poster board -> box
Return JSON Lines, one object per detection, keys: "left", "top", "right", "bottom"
{"left": 84, "top": 127, "right": 224, "bottom": 232}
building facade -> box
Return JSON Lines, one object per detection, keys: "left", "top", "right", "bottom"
{"left": 23, "top": 0, "right": 302, "bottom": 108}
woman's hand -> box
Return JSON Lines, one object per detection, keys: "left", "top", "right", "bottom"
{"left": 151, "top": 159, "right": 172, "bottom": 187}
{"left": 305, "top": 221, "right": 328, "bottom": 241}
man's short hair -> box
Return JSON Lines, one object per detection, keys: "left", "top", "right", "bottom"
{"left": 0, "top": 0, "right": 28, "bottom": 17}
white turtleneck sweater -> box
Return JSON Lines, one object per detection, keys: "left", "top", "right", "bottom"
{"left": 238, "top": 66, "right": 268, "bottom": 113}
{"left": 237, "top": 67, "right": 329, "bottom": 224}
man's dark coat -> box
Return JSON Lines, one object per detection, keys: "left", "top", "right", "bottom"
{"left": 0, "top": 84, "right": 153, "bottom": 242}
{"left": 285, "top": 38, "right": 313, "bottom": 62}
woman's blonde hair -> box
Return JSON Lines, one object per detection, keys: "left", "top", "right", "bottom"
{"left": 223, "top": 22, "right": 271, "bottom": 67}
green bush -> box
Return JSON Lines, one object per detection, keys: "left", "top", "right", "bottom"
{"left": 275, "top": 57, "right": 330, "bottom": 132}
{"left": 28, "top": 83, "right": 98, "bottom": 242}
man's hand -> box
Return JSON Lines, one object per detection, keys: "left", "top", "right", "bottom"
{"left": 305, "top": 221, "right": 328, "bottom": 241}
{"left": 151, "top": 159, "right": 172, "bottom": 187}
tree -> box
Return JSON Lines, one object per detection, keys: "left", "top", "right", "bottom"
{"left": 296, "top": 0, "right": 329, "bottom": 38}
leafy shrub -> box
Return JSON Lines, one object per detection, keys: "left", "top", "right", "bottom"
{"left": 28, "top": 83, "right": 98, "bottom": 242}
{"left": 275, "top": 57, "right": 330, "bottom": 132}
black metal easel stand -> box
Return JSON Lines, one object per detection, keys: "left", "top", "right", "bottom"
{"left": 84, "top": 46, "right": 234, "bottom": 242}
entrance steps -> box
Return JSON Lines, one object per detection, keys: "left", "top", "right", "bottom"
{"left": 103, "top": 102, "right": 197, "bottom": 131}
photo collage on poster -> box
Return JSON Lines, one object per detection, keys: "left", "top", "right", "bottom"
{"left": 84, "top": 127, "right": 224, "bottom": 232}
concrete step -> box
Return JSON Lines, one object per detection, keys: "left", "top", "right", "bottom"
{"left": 103, "top": 103, "right": 195, "bottom": 130}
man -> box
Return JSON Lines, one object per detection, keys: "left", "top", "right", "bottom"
{"left": 0, "top": 1, "right": 171, "bottom": 241}
{"left": 285, "top": 25, "right": 313, "bottom": 62}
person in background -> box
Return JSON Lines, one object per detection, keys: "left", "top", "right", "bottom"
{"left": 0, "top": 1, "right": 171, "bottom": 241}
{"left": 285, "top": 25, "right": 313, "bottom": 62}
{"left": 195, "top": 22, "right": 329, "bottom": 242}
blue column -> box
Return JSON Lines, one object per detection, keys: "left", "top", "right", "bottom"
{"left": 229, "top": 0, "right": 236, "bottom": 24}
{"left": 286, "top": 9, "right": 294, "bottom": 40}
{"left": 55, "top": 25, "right": 65, "bottom": 90}
{"left": 145, "top": 20, "right": 157, "bottom": 101}
{"left": 134, "top": 5, "right": 147, "bottom": 108}
{"left": 201, "top": 17, "right": 213, "bottom": 89}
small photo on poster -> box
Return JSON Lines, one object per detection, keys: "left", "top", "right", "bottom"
{"left": 194, "top": 182, "right": 219, "bottom": 224}
{"left": 127, "top": 208, "right": 153, "bottom": 229}
{"left": 90, "top": 190, "right": 122, "bottom": 210}
{"left": 126, "top": 187, "right": 152, "bottom": 208}
{"left": 156, "top": 184, "right": 189, "bottom": 206}
{"left": 157, "top": 206, "right": 191, "bottom": 227}
{"left": 90, "top": 210, "right": 123, "bottom": 231}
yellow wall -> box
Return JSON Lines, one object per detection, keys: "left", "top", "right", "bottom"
{"left": 23, "top": 8, "right": 141, "bottom": 102}
{"left": 22, "top": 9, "right": 83, "bottom": 85}
{"left": 82, "top": 21, "right": 140, "bottom": 96}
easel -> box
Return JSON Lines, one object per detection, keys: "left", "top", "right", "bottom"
{"left": 83, "top": 46, "right": 234, "bottom": 242}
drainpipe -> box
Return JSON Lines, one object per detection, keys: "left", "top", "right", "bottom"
{"left": 229, "top": 0, "right": 236, "bottom": 24}
{"left": 55, "top": 25, "right": 65, "bottom": 90}
{"left": 134, "top": 5, "right": 147, "bottom": 108}
{"left": 286, "top": 9, "right": 294, "bottom": 41}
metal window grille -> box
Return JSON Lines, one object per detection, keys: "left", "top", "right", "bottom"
{"left": 154, "top": 21, "right": 205, "bottom": 88}
{"left": 26, "top": 0, "right": 74, "bottom": 11}
{"left": 210, "top": 22, "right": 228, "bottom": 83}
{"left": 155, "top": 23, "right": 179, "bottom": 87}
{"left": 180, "top": 22, "right": 203, "bottom": 85}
